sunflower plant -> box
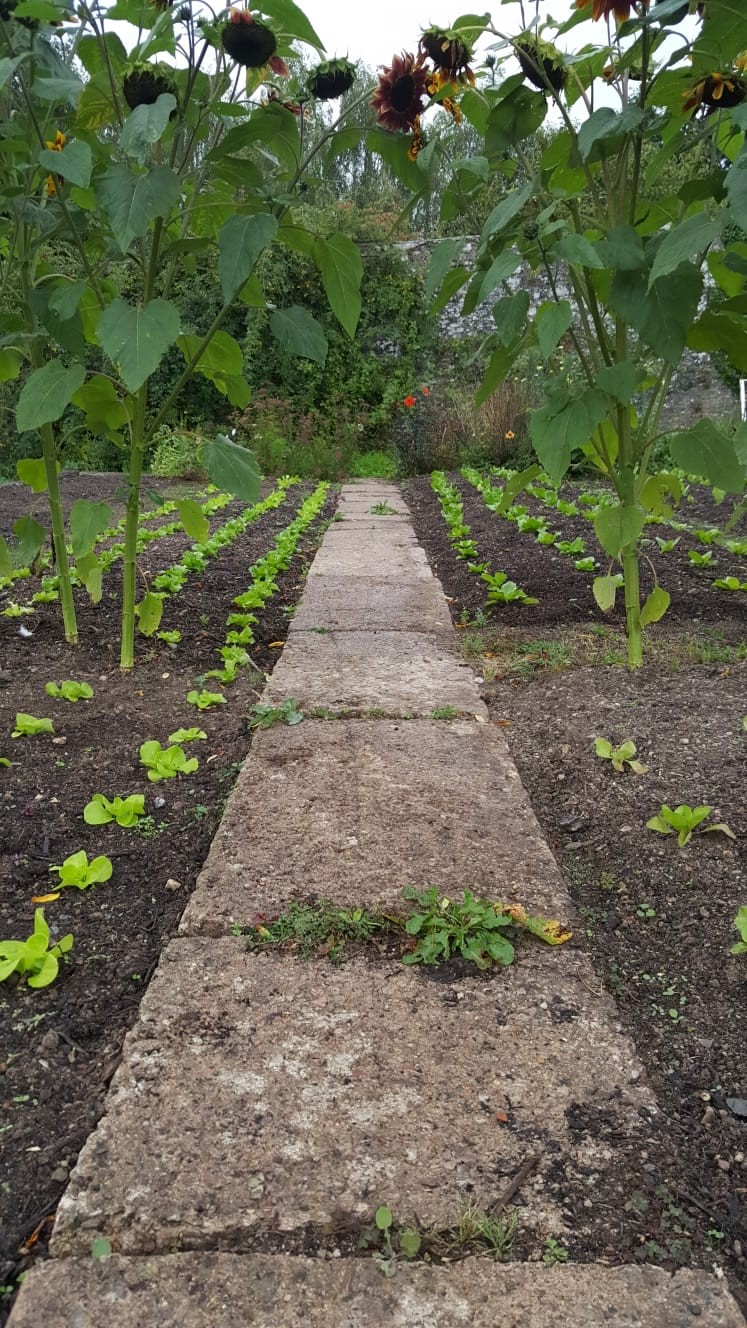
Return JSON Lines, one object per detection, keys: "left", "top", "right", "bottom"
{"left": 0, "top": 0, "right": 368, "bottom": 666}
{"left": 372, "top": 1, "right": 747, "bottom": 666}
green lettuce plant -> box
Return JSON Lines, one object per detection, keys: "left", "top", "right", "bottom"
{"left": 45, "top": 680, "right": 94, "bottom": 702}
{"left": 12, "top": 714, "right": 54, "bottom": 738}
{"left": 0, "top": 910, "right": 73, "bottom": 989}
{"left": 168, "top": 727, "right": 207, "bottom": 744}
{"left": 646, "top": 804, "right": 735, "bottom": 848}
{"left": 49, "top": 850, "right": 113, "bottom": 890}
{"left": 594, "top": 738, "right": 648, "bottom": 774}
{"left": 139, "top": 740, "right": 198, "bottom": 782}
{"left": 83, "top": 794, "right": 146, "bottom": 827}
{"left": 187, "top": 690, "right": 226, "bottom": 711}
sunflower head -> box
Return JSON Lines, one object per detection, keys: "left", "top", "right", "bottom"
{"left": 221, "top": 9, "right": 278, "bottom": 68}
{"left": 307, "top": 57, "right": 356, "bottom": 101}
{"left": 515, "top": 37, "right": 566, "bottom": 93}
{"left": 123, "top": 62, "right": 178, "bottom": 110}
{"left": 684, "top": 70, "right": 746, "bottom": 112}
{"left": 372, "top": 51, "right": 429, "bottom": 133}
{"left": 419, "top": 26, "right": 472, "bottom": 74}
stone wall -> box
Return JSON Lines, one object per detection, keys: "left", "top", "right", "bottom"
{"left": 394, "top": 237, "right": 739, "bottom": 426}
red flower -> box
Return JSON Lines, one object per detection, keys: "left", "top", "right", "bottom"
{"left": 372, "top": 52, "right": 429, "bottom": 132}
{"left": 421, "top": 385, "right": 430, "bottom": 395}
{"left": 403, "top": 395, "right": 416, "bottom": 407}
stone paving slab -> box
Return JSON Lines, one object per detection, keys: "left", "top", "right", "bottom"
{"left": 309, "top": 536, "right": 433, "bottom": 580}
{"left": 290, "top": 575, "right": 453, "bottom": 634}
{"left": 10, "top": 1255, "right": 746, "bottom": 1327}
{"left": 264, "top": 631, "right": 484, "bottom": 715}
{"left": 180, "top": 720, "right": 570, "bottom": 934}
{"left": 51, "top": 942, "right": 653, "bottom": 1257}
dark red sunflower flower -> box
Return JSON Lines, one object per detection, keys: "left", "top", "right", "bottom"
{"left": 372, "top": 52, "right": 429, "bottom": 133}
{"left": 576, "top": 0, "right": 649, "bottom": 20}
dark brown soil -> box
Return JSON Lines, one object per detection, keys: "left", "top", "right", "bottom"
{"left": 0, "top": 474, "right": 335, "bottom": 1322}
{"left": 405, "top": 472, "right": 747, "bottom": 1313}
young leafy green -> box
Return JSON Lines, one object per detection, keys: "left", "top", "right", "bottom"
{"left": 83, "top": 794, "right": 145, "bottom": 827}
{"left": 646, "top": 804, "right": 735, "bottom": 848}
{"left": 139, "top": 740, "right": 199, "bottom": 782}
{"left": 45, "top": 680, "right": 94, "bottom": 703}
{"left": 187, "top": 689, "right": 226, "bottom": 710}
{"left": 12, "top": 713, "right": 54, "bottom": 738}
{"left": 168, "top": 727, "right": 207, "bottom": 744}
{"left": 594, "top": 738, "right": 648, "bottom": 775}
{"left": 0, "top": 909, "right": 73, "bottom": 989}
{"left": 49, "top": 850, "right": 113, "bottom": 890}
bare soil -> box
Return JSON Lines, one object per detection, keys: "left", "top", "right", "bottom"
{"left": 0, "top": 474, "right": 335, "bottom": 1321}
{"left": 405, "top": 472, "right": 747, "bottom": 1314}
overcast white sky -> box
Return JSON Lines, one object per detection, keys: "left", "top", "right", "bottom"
{"left": 300, "top": 2, "right": 605, "bottom": 68}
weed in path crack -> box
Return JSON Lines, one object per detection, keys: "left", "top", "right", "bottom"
{"left": 238, "top": 891, "right": 572, "bottom": 969}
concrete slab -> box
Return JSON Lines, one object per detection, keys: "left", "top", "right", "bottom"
{"left": 10, "top": 1255, "right": 746, "bottom": 1328}
{"left": 309, "top": 538, "right": 432, "bottom": 580}
{"left": 180, "top": 720, "right": 571, "bottom": 934}
{"left": 290, "top": 575, "right": 453, "bottom": 635}
{"left": 264, "top": 631, "right": 484, "bottom": 715}
{"left": 51, "top": 942, "right": 653, "bottom": 1256}
{"left": 320, "top": 523, "right": 418, "bottom": 544}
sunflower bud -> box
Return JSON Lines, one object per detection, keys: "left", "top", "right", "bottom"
{"left": 221, "top": 9, "right": 277, "bottom": 68}
{"left": 123, "top": 62, "right": 178, "bottom": 110}
{"left": 307, "top": 57, "right": 356, "bottom": 101}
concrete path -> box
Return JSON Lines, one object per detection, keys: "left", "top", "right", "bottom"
{"left": 10, "top": 482, "right": 745, "bottom": 1327}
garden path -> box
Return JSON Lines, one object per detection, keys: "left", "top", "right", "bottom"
{"left": 8, "top": 483, "right": 745, "bottom": 1327}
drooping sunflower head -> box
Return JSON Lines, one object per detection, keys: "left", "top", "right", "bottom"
{"left": 515, "top": 36, "right": 566, "bottom": 92}
{"left": 575, "top": 0, "right": 649, "bottom": 21}
{"left": 372, "top": 51, "right": 429, "bottom": 133}
{"left": 684, "top": 69, "right": 746, "bottom": 113}
{"left": 307, "top": 57, "right": 356, "bottom": 101}
{"left": 419, "top": 25, "right": 472, "bottom": 76}
{"left": 123, "top": 62, "right": 178, "bottom": 110}
{"left": 221, "top": 8, "right": 278, "bottom": 68}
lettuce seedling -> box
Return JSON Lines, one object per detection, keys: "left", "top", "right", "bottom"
{"left": 50, "top": 850, "right": 113, "bottom": 890}
{"left": 712, "top": 577, "right": 747, "bottom": 592}
{"left": 139, "top": 740, "right": 199, "bottom": 781}
{"left": 594, "top": 738, "right": 648, "bottom": 775}
{"left": 688, "top": 549, "right": 714, "bottom": 567}
{"left": 0, "top": 909, "right": 73, "bottom": 989}
{"left": 84, "top": 794, "right": 145, "bottom": 827}
{"left": 731, "top": 907, "right": 747, "bottom": 957}
{"left": 168, "top": 727, "right": 207, "bottom": 743}
{"left": 0, "top": 756, "right": 11, "bottom": 768}
{"left": 45, "top": 680, "right": 94, "bottom": 702}
{"left": 646, "top": 804, "right": 735, "bottom": 848}
{"left": 156, "top": 630, "right": 181, "bottom": 644}
{"left": 555, "top": 537, "right": 585, "bottom": 555}
{"left": 575, "top": 557, "right": 596, "bottom": 572}
{"left": 12, "top": 713, "right": 54, "bottom": 738}
{"left": 1, "top": 602, "right": 34, "bottom": 617}
{"left": 655, "top": 537, "right": 680, "bottom": 553}
{"left": 187, "top": 689, "right": 226, "bottom": 710}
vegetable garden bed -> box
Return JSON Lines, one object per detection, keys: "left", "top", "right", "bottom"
{"left": 406, "top": 470, "right": 746, "bottom": 1311}
{"left": 0, "top": 473, "right": 335, "bottom": 1320}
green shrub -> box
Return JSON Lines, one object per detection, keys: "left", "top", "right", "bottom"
{"left": 349, "top": 450, "right": 397, "bottom": 478}
{"left": 233, "top": 393, "right": 359, "bottom": 480}
{"left": 149, "top": 426, "right": 209, "bottom": 479}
